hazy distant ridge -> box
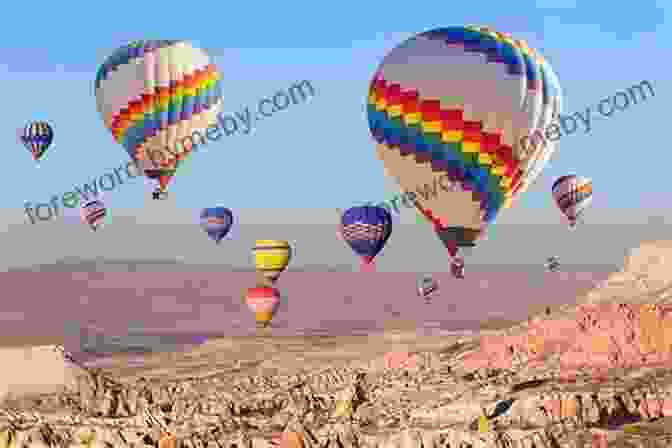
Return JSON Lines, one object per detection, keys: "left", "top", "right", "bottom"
{"left": 7, "top": 257, "right": 618, "bottom": 273}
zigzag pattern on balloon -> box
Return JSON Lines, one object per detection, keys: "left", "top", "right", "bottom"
{"left": 368, "top": 80, "right": 523, "bottom": 225}
{"left": 424, "top": 26, "right": 554, "bottom": 103}
{"left": 94, "top": 41, "right": 222, "bottom": 164}
{"left": 368, "top": 26, "right": 561, "bottom": 228}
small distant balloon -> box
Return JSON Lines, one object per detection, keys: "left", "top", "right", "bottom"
{"left": 417, "top": 275, "right": 439, "bottom": 301}
{"left": 20, "top": 121, "right": 54, "bottom": 162}
{"left": 252, "top": 240, "right": 292, "bottom": 283}
{"left": 245, "top": 286, "right": 281, "bottom": 327}
{"left": 200, "top": 207, "right": 233, "bottom": 244}
{"left": 546, "top": 256, "right": 560, "bottom": 272}
{"left": 81, "top": 199, "right": 106, "bottom": 231}
{"left": 552, "top": 175, "right": 592, "bottom": 228}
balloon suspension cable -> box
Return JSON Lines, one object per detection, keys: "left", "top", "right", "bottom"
{"left": 443, "top": 235, "right": 458, "bottom": 259}
{"left": 361, "top": 256, "right": 376, "bottom": 273}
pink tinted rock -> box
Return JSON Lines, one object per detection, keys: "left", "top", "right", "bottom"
{"left": 590, "top": 429, "right": 608, "bottom": 448}
{"left": 638, "top": 399, "right": 650, "bottom": 419}
{"left": 540, "top": 398, "right": 561, "bottom": 421}
{"left": 404, "top": 354, "right": 419, "bottom": 369}
{"left": 662, "top": 397, "right": 672, "bottom": 417}
{"left": 383, "top": 351, "right": 418, "bottom": 370}
{"left": 460, "top": 353, "right": 490, "bottom": 371}
{"left": 646, "top": 398, "right": 662, "bottom": 418}
{"left": 558, "top": 369, "right": 579, "bottom": 382}
{"left": 541, "top": 399, "right": 555, "bottom": 420}
{"left": 560, "top": 348, "right": 588, "bottom": 369}
{"left": 551, "top": 399, "right": 561, "bottom": 420}
{"left": 462, "top": 299, "right": 672, "bottom": 375}
{"left": 546, "top": 318, "right": 579, "bottom": 339}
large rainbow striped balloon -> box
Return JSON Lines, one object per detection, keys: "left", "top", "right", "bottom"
{"left": 368, "top": 26, "right": 562, "bottom": 263}
{"left": 94, "top": 40, "right": 223, "bottom": 194}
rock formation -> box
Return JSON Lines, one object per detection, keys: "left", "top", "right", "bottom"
{"left": 3, "top": 241, "right": 672, "bottom": 447}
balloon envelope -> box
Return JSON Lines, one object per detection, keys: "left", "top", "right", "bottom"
{"left": 81, "top": 199, "right": 106, "bottom": 231}
{"left": 94, "top": 40, "right": 224, "bottom": 194}
{"left": 551, "top": 175, "right": 592, "bottom": 226}
{"left": 368, "top": 26, "right": 562, "bottom": 256}
{"left": 340, "top": 205, "right": 392, "bottom": 263}
{"left": 200, "top": 207, "right": 233, "bottom": 243}
{"left": 21, "top": 121, "right": 53, "bottom": 161}
{"left": 245, "top": 287, "right": 281, "bottom": 325}
{"left": 252, "top": 240, "right": 292, "bottom": 283}
{"left": 417, "top": 274, "right": 439, "bottom": 299}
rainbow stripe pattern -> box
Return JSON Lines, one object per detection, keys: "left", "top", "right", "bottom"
{"left": 368, "top": 26, "right": 562, "bottom": 228}
{"left": 95, "top": 41, "right": 223, "bottom": 178}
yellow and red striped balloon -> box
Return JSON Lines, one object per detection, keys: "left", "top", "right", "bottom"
{"left": 245, "top": 286, "right": 281, "bottom": 326}
{"left": 252, "top": 240, "right": 292, "bottom": 283}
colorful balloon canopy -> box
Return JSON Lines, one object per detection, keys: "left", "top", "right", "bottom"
{"left": 200, "top": 207, "right": 233, "bottom": 244}
{"left": 340, "top": 205, "right": 392, "bottom": 272}
{"left": 21, "top": 121, "right": 53, "bottom": 161}
{"left": 417, "top": 274, "right": 439, "bottom": 300}
{"left": 245, "top": 286, "right": 281, "bottom": 327}
{"left": 81, "top": 199, "right": 106, "bottom": 231}
{"left": 552, "top": 175, "right": 592, "bottom": 227}
{"left": 252, "top": 240, "right": 292, "bottom": 283}
{"left": 546, "top": 256, "right": 560, "bottom": 272}
{"left": 94, "top": 40, "right": 223, "bottom": 197}
{"left": 368, "top": 26, "right": 562, "bottom": 269}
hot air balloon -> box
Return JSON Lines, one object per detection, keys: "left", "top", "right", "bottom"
{"left": 551, "top": 175, "right": 592, "bottom": 228}
{"left": 340, "top": 205, "right": 392, "bottom": 272}
{"left": 81, "top": 199, "right": 106, "bottom": 231}
{"left": 94, "top": 40, "right": 223, "bottom": 200}
{"left": 20, "top": 121, "right": 53, "bottom": 162}
{"left": 252, "top": 240, "right": 292, "bottom": 284}
{"left": 368, "top": 26, "right": 562, "bottom": 278}
{"left": 417, "top": 274, "right": 439, "bottom": 301}
{"left": 546, "top": 256, "right": 560, "bottom": 272}
{"left": 200, "top": 207, "right": 233, "bottom": 244}
{"left": 245, "top": 286, "right": 281, "bottom": 327}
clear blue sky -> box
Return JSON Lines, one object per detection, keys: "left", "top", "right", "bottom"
{"left": 1, "top": 0, "right": 669, "bottom": 218}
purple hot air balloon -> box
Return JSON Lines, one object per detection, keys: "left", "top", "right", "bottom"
{"left": 339, "top": 205, "right": 392, "bottom": 272}
{"left": 200, "top": 207, "right": 234, "bottom": 244}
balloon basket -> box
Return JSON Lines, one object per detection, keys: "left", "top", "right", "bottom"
{"left": 255, "top": 311, "right": 274, "bottom": 326}
{"left": 360, "top": 260, "right": 376, "bottom": 273}
{"left": 450, "top": 257, "right": 465, "bottom": 279}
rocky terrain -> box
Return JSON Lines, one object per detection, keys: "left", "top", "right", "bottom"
{"left": 3, "top": 241, "right": 672, "bottom": 447}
